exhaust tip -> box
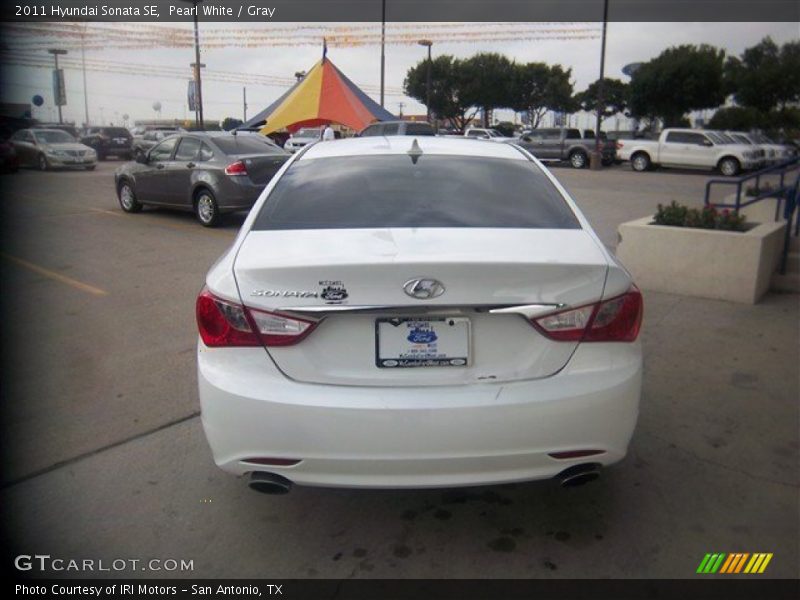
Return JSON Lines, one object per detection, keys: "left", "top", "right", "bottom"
{"left": 248, "top": 471, "right": 293, "bottom": 495}
{"left": 555, "top": 463, "right": 601, "bottom": 488}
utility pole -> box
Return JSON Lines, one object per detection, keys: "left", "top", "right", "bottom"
{"left": 181, "top": 0, "right": 205, "bottom": 130}
{"left": 380, "top": 0, "right": 386, "bottom": 107}
{"left": 190, "top": 62, "right": 206, "bottom": 127}
{"left": 47, "top": 48, "right": 67, "bottom": 124}
{"left": 397, "top": 102, "right": 404, "bottom": 117}
{"left": 591, "top": 0, "right": 609, "bottom": 170}
{"left": 243, "top": 87, "right": 247, "bottom": 121}
{"left": 81, "top": 24, "right": 89, "bottom": 127}
{"left": 418, "top": 39, "right": 433, "bottom": 122}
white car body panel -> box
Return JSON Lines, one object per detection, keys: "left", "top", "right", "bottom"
{"left": 198, "top": 136, "right": 643, "bottom": 489}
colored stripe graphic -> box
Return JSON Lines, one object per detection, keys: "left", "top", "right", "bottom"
{"left": 700, "top": 553, "right": 773, "bottom": 574}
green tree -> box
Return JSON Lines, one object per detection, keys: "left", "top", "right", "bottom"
{"left": 508, "top": 62, "right": 575, "bottom": 129}
{"left": 629, "top": 44, "right": 726, "bottom": 127}
{"left": 404, "top": 55, "right": 480, "bottom": 132}
{"left": 725, "top": 37, "right": 800, "bottom": 112}
{"left": 221, "top": 117, "right": 244, "bottom": 131}
{"left": 575, "top": 78, "right": 629, "bottom": 125}
{"left": 459, "top": 53, "right": 515, "bottom": 127}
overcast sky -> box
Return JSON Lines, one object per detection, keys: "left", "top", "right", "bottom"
{"left": 2, "top": 21, "right": 797, "bottom": 126}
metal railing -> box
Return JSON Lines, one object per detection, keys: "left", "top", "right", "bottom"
{"left": 703, "top": 156, "right": 799, "bottom": 275}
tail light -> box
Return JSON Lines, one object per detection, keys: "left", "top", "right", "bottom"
{"left": 224, "top": 160, "right": 248, "bottom": 176}
{"left": 532, "top": 287, "right": 642, "bottom": 342}
{"left": 196, "top": 288, "right": 318, "bottom": 347}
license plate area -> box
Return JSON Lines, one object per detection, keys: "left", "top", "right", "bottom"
{"left": 375, "top": 317, "right": 470, "bottom": 368}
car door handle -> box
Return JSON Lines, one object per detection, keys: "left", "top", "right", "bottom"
{"left": 186, "top": 162, "right": 195, "bottom": 168}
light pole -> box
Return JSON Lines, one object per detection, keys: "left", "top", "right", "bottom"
{"left": 380, "top": 0, "right": 386, "bottom": 107}
{"left": 80, "top": 23, "right": 89, "bottom": 126}
{"left": 591, "top": 0, "right": 609, "bottom": 170}
{"left": 181, "top": 0, "right": 205, "bottom": 130}
{"left": 47, "top": 48, "right": 67, "bottom": 124}
{"left": 418, "top": 39, "right": 432, "bottom": 122}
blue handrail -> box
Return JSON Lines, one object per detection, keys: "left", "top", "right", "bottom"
{"left": 703, "top": 156, "right": 799, "bottom": 276}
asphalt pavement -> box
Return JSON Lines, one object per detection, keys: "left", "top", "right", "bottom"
{"left": 0, "top": 160, "right": 797, "bottom": 579}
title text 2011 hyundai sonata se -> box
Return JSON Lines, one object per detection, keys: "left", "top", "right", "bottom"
{"left": 197, "top": 136, "right": 643, "bottom": 494}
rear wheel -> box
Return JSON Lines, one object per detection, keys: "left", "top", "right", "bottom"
{"left": 718, "top": 157, "right": 741, "bottom": 177}
{"left": 631, "top": 152, "right": 651, "bottom": 172}
{"left": 38, "top": 154, "right": 49, "bottom": 171}
{"left": 118, "top": 180, "right": 142, "bottom": 213}
{"left": 195, "top": 189, "right": 220, "bottom": 227}
{"left": 569, "top": 150, "right": 588, "bottom": 169}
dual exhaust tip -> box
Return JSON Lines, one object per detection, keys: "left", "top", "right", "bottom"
{"left": 247, "top": 463, "right": 601, "bottom": 495}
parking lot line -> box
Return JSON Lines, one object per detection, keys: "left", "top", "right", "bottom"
{"left": 1, "top": 253, "right": 109, "bottom": 297}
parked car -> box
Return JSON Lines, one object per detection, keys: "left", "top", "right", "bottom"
{"left": 196, "top": 136, "right": 643, "bottom": 494}
{"left": 9, "top": 128, "right": 97, "bottom": 170}
{"left": 133, "top": 128, "right": 181, "bottom": 156}
{"left": 726, "top": 131, "right": 794, "bottom": 166}
{"left": 0, "top": 139, "right": 20, "bottom": 173}
{"left": 622, "top": 128, "right": 760, "bottom": 176}
{"left": 283, "top": 128, "right": 323, "bottom": 153}
{"left": 359, "top": 121, "right": 435, "bottom": 137}
{"left": 114, "top": 132, "right": 289, "bottom": 227}
{"left": 81, "top": 126, "right": 134, "bottom": 160}
{"left": 32, "top": 123, "right": 81, "bottom": 139}
{"left": 464, "top": 127, "right": 509, "bottom": 140}
{"left": 512, "top": 128, "right": 616, "bottom": 168}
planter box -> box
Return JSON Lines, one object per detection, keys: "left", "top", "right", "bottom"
{"left": 616, "top": 217, "right": 786, "bottom": 304}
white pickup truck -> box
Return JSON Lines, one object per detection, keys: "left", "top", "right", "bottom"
{"left": 619, "top": 128, "right": 761, "bottom": 176}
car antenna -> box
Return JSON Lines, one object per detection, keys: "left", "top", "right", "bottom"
{"left": 407, "top": 138, "right": 423, "bottom": 164}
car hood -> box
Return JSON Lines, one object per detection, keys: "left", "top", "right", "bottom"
{"left": 45, "top": 143, "right": 93, "bottom": 152}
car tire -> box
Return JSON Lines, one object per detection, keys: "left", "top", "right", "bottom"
{"left": 631, "top": 152, "right": 651, "bottom": 172}
{"left": 38, "top": 154, "right": 49, "bottom": 171}
{"left": 195, "top": 189, "right": 221, "bottom": 227}
{"left": 118, "top": 180, "right": 143, "bottom": 213}
{"left": 718, "top": 157, "right": 741, "bottom": 177}
{"left": 569, "top": 150, "right": 588, "bottom": 169}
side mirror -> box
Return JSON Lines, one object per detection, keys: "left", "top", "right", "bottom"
{"left": 522, "top": 136, "right": 532, "bottom": 142}
{"left": 135, "top": 151, "right": 148, "bottom": 164}
{"left": 702, "top": 139, "right": 713, "bottom": 147}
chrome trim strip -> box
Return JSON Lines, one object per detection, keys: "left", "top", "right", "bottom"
{"left": 274, "top": 303, "right": 568, "bottom": 319}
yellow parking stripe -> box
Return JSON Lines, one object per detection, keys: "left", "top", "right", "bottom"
{"left": 1, "top": 253, "right": 108, "bottom": 297}
{"left": 757, "top": 553, "right": 773, "bottom": 573}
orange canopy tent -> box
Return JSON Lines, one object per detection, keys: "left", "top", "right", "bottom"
{"left": 244, "top": 57, "right": 396, "bottom": 135}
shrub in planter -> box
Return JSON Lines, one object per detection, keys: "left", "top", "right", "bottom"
{"left": 654, "top": 201, "right": 747, "bottom": 232}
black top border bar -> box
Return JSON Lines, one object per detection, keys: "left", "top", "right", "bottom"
{"left": 2, "top": 0, "right": 799, "bottom": 23}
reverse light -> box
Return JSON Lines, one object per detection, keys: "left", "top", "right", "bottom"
{"left": 532, "top": 287, "right": 643, "bottom": 343}
{"left": 224, "top": 160, "right": 248, "bottom": 176}
{"left": 196, "top": 288, "right": 318, "bottom": 347}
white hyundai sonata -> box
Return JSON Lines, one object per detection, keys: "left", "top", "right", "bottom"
{"left": 197, "top": 136, "right": 643, "bottom": 494}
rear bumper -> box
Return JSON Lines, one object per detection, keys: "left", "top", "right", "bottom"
{"left": 198, "top": 342, "right": 642, "bottom": 488}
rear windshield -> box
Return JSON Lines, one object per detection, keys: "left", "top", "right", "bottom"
{"left": 212, "top": 136, "right": 285, "bottom": 155}
{"left": 252, "top": 155, "right": 580, "bottom": 230}
{"left": 405, "top": 123, "right": 435, "bottom": 136}
{"left": 104, "top": 128, "right": 131, "bottom": 137}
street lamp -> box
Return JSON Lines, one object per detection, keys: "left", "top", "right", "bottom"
{"left": 47, "top": 48, "right": 67, "bottom": 124}
{"left": 180, "top": 0, "right": 205, "bottom": 130}
{"left": 418, "top": 39, "right": 433, "bottom": 122}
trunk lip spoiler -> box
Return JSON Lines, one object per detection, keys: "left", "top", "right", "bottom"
{"left": 266, "top": 303, "right": 568, "bottom": 322}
